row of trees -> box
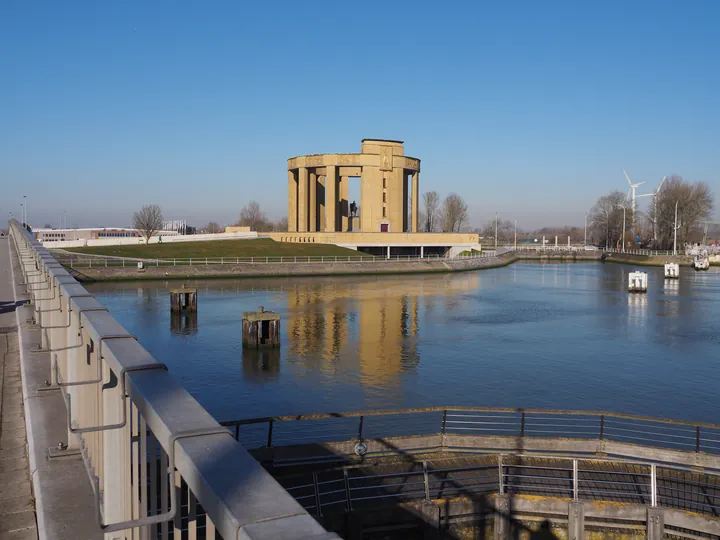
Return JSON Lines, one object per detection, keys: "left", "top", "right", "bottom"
{"left": 589, "top": 176, "right": 713, "bottom": 249}
{"left": 420, "top": 191, "right": 469, "bottom": 232}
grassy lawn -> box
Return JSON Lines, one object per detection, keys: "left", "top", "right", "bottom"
{"left": 65, "top": 238, "right": 360, "bottom": 259}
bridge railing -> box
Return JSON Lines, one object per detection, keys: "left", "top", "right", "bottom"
{"left": 222, "top": 406, "right": 720, "bottom": 459}
{"left": 9, "top": 220, "right": 337, "bottom": 540}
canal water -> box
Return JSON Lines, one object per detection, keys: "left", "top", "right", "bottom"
{"left": 87, "top": 263, "right": 720, "bottom": 424}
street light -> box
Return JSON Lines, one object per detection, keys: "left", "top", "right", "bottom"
{"left": 673, "top": 200, "right": 679, "bottom": 255}
{"left": 584, "top": 212, "right": 587, "bottom": 246}
{"left": 23, "top": 195, "right": 27, "bottom": 226}
{"left": 614, "top": 204, "right": 627, "bottom": 252}
{"left": 514, "top": 220, "right": 517, "bottom": 250}
{"left": 495, "top": 212, "right": 498, "bottom": 248}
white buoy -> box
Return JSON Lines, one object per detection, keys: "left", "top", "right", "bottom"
{"left": 628, "top": 271, "right": 648, "bottom": 293}
{"left": 664, "top": 263, "right": 680, "bottom": 279}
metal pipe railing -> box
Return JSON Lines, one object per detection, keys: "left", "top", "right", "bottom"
{"left": 8, "top": 220, "right": 337, "bottom": 539}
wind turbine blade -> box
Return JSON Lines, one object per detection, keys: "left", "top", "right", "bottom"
{"left": 624, "top": 169, "right": 632, "bottom": 187}
{"left": 657, "top": 176, "right": 666, "bottom": 193}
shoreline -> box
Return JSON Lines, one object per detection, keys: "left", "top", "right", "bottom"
{"left": 61, "top": 250, "right": 697, "bottom": 283}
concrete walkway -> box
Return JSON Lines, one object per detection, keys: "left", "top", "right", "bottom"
{"left": 0, "top": 237, "right": 37, "bottom": 539}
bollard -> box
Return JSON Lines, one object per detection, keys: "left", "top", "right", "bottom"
{"left": 242, "top": 306, "right": 280, "bottom": 348}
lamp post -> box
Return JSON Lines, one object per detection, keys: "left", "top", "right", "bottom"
{"left": 602, "top": 208, "right": 610, "bottom": 248}
{"left": 23, "top": 195, "right": 27, "bottom": 226}
{"left": 673, "top": 200, "right": 679, "bottom": 255}
{"left": 514, "top": 220, "right": 517, "bottom": 250}
{"left": 584, "top": 212, "right": 587, "bottom": 246}
{"left": 495, "top": 212, "right": 498, "bottom": 248}
{"left": 614, "top": 204, "right": 627, "bottom": 252}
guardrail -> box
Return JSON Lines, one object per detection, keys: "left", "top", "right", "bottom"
{"left": 222, "top": 406, "right": 720, "bottom": 459}
{"left": 51, "top": 252, "right": 497, "bottom": 268}
{"left": 9, "top": 220, "right": 337, "bottom": 539}
{"left": 281, "top": 454, "right": 720, "bottom": 520}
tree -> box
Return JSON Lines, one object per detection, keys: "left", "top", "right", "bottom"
{"left": 441, "top": 193, "right": 468, "bottom": 232}
{"left": 652, "top": 175, "right": 713, "bottom": 249}
{"left": 44, "top": 223, "right": 52, "bottom": 229}
{"left": 589, "top": 191, "right": 626, "bottom": 247}
{"left": 238, "top": 201, "right": 267, "bottom": 231}
{"left": 132, "top": 204, "right": 164, "bottom": 244}
{"left": 275, "top": 217, "right": 288, "bottom": 232}
{"left": 422, "top": 191, "right": 440, "bottom": 232}
{"left": 206, "top": 222, "right": 221, "bottom": 234}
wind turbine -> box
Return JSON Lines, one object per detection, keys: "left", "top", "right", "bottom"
{"left": 636, "top": 176, "right": 666, "bottom": 248}
{"left": 623, "top": 169, "right": 645, "bottom": 225}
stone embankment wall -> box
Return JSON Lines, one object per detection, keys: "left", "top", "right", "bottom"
{"left": 65, "top": 249, "right": 698, "bottom": 283}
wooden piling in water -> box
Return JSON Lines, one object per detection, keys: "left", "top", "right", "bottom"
{"left": 242, "top": 306, "right": 281, "bottom": 348}
{"left": 170, "top": 286, "right": 197, "bottom": 312}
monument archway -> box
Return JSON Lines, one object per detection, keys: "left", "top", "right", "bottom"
{"left": 287, "top": 139, "right": 420, "bottom": 233}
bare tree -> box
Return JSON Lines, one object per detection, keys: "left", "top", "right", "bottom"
{"left": 652, "top": 175, "right": 713, "bottom": 249}
{"left": 206, "top": 222, "right": 221, "bottom": 234}
{"left": 589, "top": 191, "right": 626, "bottom": 247}
{"left": 238, "top": 201, "right": 267, "bottom": 231}
{"left": 132, "top": 204, "right": 164, "bottom": 244}
{"left": 422, "top": 191, "right": 440, "bottom": 232}
{"left": 441, "top": 194, "right": 468, "bottom": 232}
{"left": 275, "top": 217, "right": 288, "bottom": 232}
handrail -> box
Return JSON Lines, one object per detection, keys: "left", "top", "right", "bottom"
{"left": 223, "top": 405, "right": 720, "bottom": 431}
{"left": 8, "top": 219, "right": 337, "bottom": 539}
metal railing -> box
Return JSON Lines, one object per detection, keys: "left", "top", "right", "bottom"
{"left": 280, "top": 454, "right": 720, "bottom": 520}
{"left": 222, "top": 406, "right": 720, "bottom": 458}
{"left": 9, "top": 220, "right": 337, "bottom": 539}
{"left": 51, "top": 252, "right": 498, "bottom": 268}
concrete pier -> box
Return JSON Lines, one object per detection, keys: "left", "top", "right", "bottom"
{"left": 242, "top": 306, "right": 280, "bottom": 348}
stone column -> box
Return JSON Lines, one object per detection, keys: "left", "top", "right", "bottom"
{"left": 298, "top": 167, "right": 308, "bottom": 232}
{"left": 318, "top": 175, "right": 325, "bottom": 232}
{"left": 309, "top": 171, "right": 317, "bottom": 232}
{"left": 412, "top": 171, "right": 419, "bottom": 233}
{"left": 287, "top": 170, "right": 297, "bottom": 232}
{"left": 340, "top": 175, "right": 349, "bottom": 232}
{"left": 326, "top": 165, "right": 337, "bottom": 232}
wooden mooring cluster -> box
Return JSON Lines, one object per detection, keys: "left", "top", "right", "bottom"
{"left": 242, "top": 306, "right": 281, "bottom": 348}
{"left": 170, "top": 286, "right": 197, "bottom": 312}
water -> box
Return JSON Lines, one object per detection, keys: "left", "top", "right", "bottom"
{"left": 87, "top": 263, "right": 720, "bottom": 424}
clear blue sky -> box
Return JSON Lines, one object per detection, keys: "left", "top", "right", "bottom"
{"left": 1, "top": 1, "right": 718, "bottom": 230}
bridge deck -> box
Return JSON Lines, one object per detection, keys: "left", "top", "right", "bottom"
{"left": 0, "top": 236, "right": 38, "bottom": 540}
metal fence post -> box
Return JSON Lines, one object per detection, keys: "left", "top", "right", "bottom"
{"left": 651, "top": 463, "right": 657, "bottom": 507}
{"left": 498, "top": 454, "right": 504, "bottom": 493}
{"left": 696, "top": 426, "right": 701, "bottom": 452}
{"left": 313, "top": 472, "right": 323, "bottom": 517}
{"left": 267, "top": 420, "right": 274, "bottom": 448}
{"left": 423, "top": 461, "right": 430, "bottom": 501}
{"left": 357, "top": 416, "right": 364, "bottom": 440}
{"left": 573, "top": 459, "right": 578, "bottom": 501}
{"left": 599, "top": 415, "right": 605, "bottom": 440}
{"left": 441, "top": 409, "right": 447, "bottom": 434}
{"left": 343, "top": 468, "right": 353, "bottom": 512}
{"left": 520, "top": 412, "right": 526, "bottom": 437}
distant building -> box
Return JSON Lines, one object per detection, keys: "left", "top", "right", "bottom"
{"left": 33, "top": 227, "right": 179, "bottom": 243}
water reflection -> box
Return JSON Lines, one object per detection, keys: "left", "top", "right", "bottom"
{"left": 242, "top": 348, "right": 280, "bottom": 383}
{"left": 285, "top": 275, "right": 479, "bottom": 386}
{"left": 86, "top": 266, "right": 720, "bottom": 423}
{"left": 170, "top": 312, "right": 198, "bottom": 335}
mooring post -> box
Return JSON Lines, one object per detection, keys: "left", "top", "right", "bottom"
{"left": 170, "top": 286, "right": 197, "bottom": 312}
{"left": 242, "top": 306, "right": 281, "bottom": 348}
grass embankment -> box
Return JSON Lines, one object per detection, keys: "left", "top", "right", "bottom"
{"left": 66, "top": 238, "right": 359, "bottom": 259}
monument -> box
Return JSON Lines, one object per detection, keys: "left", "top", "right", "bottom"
{"left": 287, "top": 139, "right": 420, "bottom": 234}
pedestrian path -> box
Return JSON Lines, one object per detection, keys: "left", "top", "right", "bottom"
{"left": 0, "top": 236, "right": 37, "bottom": 539}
